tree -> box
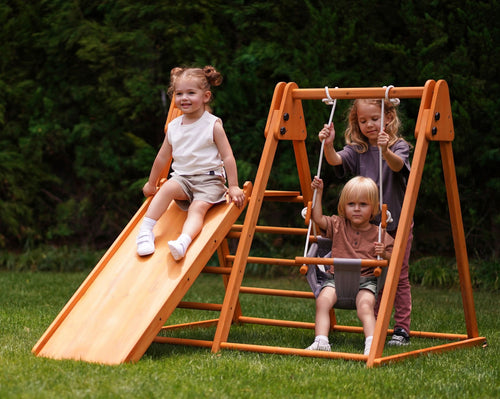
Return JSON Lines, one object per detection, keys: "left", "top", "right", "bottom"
{"left": 0, "top": 0, "right": 498, "bottom": 259}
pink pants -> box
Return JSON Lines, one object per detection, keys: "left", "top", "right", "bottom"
{"left": 375, "top": 226, "right": 413, "bottom": 333}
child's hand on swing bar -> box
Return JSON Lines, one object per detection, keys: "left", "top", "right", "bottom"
{"left": 374, "top": 241, "right": 388, "bottom": 260}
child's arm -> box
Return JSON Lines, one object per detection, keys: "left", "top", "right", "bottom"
{"left": 377, "top": 131, "right": 404, "bottom": 172}
{"left": 319, "top": 123, "right": 343, "bottom": 166}
{"left": 311, "top": 176, "right": 328, "bottom": 231}
{"left": 213, "top": 120, "right": 245, "bottom": 208}
{"left": 142, "top": 134, "right": 173, "bottom": 197}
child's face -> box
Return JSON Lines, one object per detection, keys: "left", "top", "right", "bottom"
{"left": 344, "top": 196, "right": 373, "bottom": 229}
{"left": 356, "top": 101, "right": 384, "bottom": 146}
{"left": 173, "top": 77, "right": 211, "bottom": 117}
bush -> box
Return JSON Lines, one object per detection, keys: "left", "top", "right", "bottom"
{"left": 469, "top": 258, "right": 500, "bottom": 291}
{"left": 410, "top": 256, "right": 458, "bottom": 288}
{"left": 410, "top": 256, "right": 499, "bottom": 291}
{"left": 0, "top": 246, "right": 103, "bottom": 272}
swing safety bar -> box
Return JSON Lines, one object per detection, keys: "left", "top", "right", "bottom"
{"left": 295, "top": 257, "right": 388, "bottom": 268}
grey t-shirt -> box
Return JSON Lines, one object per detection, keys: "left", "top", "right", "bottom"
{"left": 335, "top": 140, "right": 411, "bottom": 232}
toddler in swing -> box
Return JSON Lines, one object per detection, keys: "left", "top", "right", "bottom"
{"left": 305, "top": 176, "right": 394, "bottom": 355}
{"left": 136, "top": 65, "right": 245, "bottom": 260}
{"left": 318, "top": 97, "right": 413, "bottom": 346}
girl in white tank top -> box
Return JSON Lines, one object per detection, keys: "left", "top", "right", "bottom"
{"left": 136, "top": 66, "right": 245, "bottom": 260}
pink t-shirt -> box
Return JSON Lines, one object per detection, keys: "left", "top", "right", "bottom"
{"left": 323, "top": 215, "right": 394, "bottom": 277}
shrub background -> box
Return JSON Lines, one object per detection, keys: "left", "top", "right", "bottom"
{"left": 1, "top": 1, "right": 498, "bottom": 266}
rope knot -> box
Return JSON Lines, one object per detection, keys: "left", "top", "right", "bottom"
{"left": 384, "top": 85, "right": 400, "bottom": 106}
{"left": 322, "top": 86, "right": 337, "bottom": 105}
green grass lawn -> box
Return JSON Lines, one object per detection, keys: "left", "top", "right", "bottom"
{"left": 0, "top": 271, "right": 498, "bottom": 398}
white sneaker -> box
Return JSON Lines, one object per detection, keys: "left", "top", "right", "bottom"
{"left": 168, "top": 239, "right": 186, "bottom": 261}
{"left": 305, "top": 340, "right": 331, "bottom": 351}
{"left": 136, "top": 230, "right": 155, "bottom": 256}
{"left": 364, "top": 336, "right": 373, "bottom": 355}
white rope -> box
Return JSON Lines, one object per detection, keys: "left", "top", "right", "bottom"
{"left": 377, "top": 85, "right": 395, "bottom": 256}
{"left": 302, "top": 86, "right": 338, "bottom": 258}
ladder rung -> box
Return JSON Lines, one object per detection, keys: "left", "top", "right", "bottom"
{"left": 230, "top": 224, "right": 308, "bottom": 235}
{"left": 225, "top": 255, "right": 297, "bottom": 266}
{"left": 202, "top": 266, "right": 231, "bottom": 274}
{"left": 178, "top": 302, "right": 223, "bottom": 311}
{"left": 240, "top": 286, "right": 314, "bottom": 299}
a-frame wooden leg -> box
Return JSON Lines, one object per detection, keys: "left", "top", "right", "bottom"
{"left": 367, "top": 80, "right": 436, "bottom": 367}
{"left": 211, "top": 131, "right": 279, "bottom": 352}
{"left": 439, "top": 141, "right": 479, "bottom": 338}
{"left": 216, "top": 239, "right": 243, "bottom": 323}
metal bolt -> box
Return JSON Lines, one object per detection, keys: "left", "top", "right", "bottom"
{"left": 432, "top": 127, "right": 438, "bottom": 135}
{"left": 280, "top": 127, "right": 287, "bottom": 135}
{"left": 435, "top": 112, "right": 440, "bottom": 121}
{"left": 283, "top": 113, "right": 289, "bottom": 121}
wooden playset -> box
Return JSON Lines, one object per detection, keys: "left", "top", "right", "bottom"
{"left": 33, "top": 80, "right": 485, "bottom": 367}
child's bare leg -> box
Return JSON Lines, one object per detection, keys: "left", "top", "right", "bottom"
{"left": 181, "top": 200, "right": 213, "bottom": 238}
{"left": 356, "top": 289, "right": 376, "bottom": 355}
{"left": 137, "top": 180, "right": 187, "bottom": 256}
{"left": 145, "top": 180, "right": 187, "bottom": 220}
{"left": 168, "top": 200, "right": 212, "bottom": 260}
{"left": 306, "top": 286, "right": 337, "bottom": 351}
{"left": 315, "top": 287, "right": 337, "bottom": 336}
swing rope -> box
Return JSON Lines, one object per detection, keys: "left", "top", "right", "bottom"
{"left": 377, "top": 85, "right": 396, "bottom": 256}
{"left": 302, "top": 86, "right": 338, "bottom": 259}
{"left": 300, "top": 85, "right": 399, "bottom": 274}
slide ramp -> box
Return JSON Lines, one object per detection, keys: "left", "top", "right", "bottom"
{"left": 32, "top": 183, "right": 251, "bottom": 364}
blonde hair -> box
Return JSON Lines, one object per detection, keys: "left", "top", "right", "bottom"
{"left": 337, "top": 176, "right": 380, "bottom": 219}
{"left": 167, "top": 65, "right": 223, "bottom": 102}
{"left": 345, "top": 98, "right": 404, "bottom": 153}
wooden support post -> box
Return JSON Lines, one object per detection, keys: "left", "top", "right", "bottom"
{"left": 211, "top": 83, "right": 287, "bottom": 352}
{"left": 367, "top": 80, "right": 435, "bottom": 366}
{"left": 440, "top": 141, "right": 479, "bottom": 338}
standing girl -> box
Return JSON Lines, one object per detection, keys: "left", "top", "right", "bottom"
{"left": 305, "top": 176, "right": 394, "bottom": 355}
{"left": 318, "top": 98, "right": 413, "bottom": 346}
{"left": 136, "top": 66, "right": 245, "bottom": 260}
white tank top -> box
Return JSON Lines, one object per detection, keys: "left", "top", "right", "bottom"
{"left": 167, "top": 111, "right": 225, "bottom": 176}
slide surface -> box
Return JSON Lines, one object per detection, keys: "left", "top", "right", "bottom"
{"left": 32, "top": 184, "right": 250, "bottom": 364}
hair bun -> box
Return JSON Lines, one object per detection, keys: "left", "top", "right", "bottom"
{"left": 203, "top": 65, "right": 223, "bottom": 86}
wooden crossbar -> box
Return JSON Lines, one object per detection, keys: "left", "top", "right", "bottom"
{"left": 293, "top": 86, "right": 424, "bottom": 100}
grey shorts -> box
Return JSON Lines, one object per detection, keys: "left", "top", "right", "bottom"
{"left": 321, "top": 274, "right": 377, "bottom": 296}
{"left": 170, "top": 174, "right": 227, "bottom": 211}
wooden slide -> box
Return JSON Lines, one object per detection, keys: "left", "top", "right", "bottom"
{"left": 32, "top": 183, "right": 251, "bottom": 365}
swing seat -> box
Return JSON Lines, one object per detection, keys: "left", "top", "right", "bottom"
{"left": 305, "top": 236, "right": 386, "bottom": 309}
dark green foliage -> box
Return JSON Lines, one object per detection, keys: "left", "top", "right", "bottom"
{"left": 409, "top": 256, "right": 459, "bottom": 288}
{"left": 0, "top": 245, "right": 103, "bottom": 272}
{"left": 0, "top": 0, "right": 498, "bottom": 264}
{"left": 409, "top": 256, "right": 499, "bottom": 291}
